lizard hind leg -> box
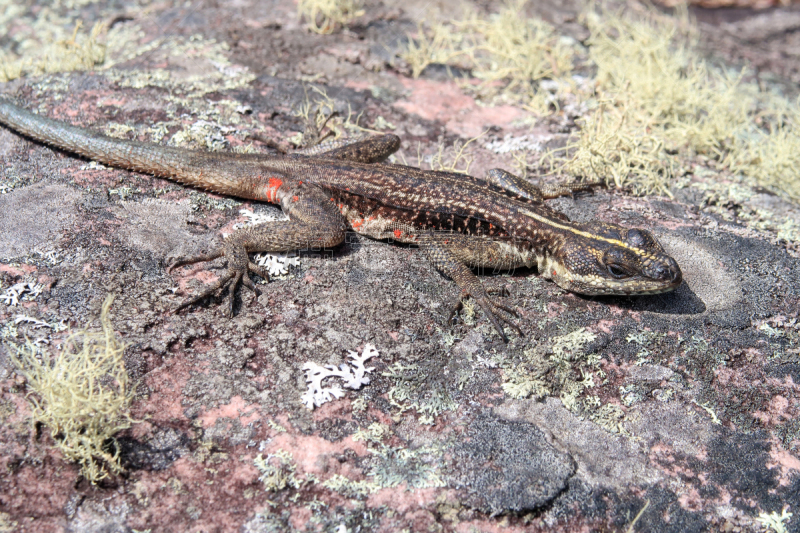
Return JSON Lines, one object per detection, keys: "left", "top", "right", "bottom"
{"left": 168, "top": 186, "right": 347, "bottom": 317}
{"left": 169, "top": 237, "right": 265, "bottom": 317}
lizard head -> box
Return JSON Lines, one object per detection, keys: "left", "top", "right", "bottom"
{"left": 545, "top": 222, "right": 682, "bottom": 296}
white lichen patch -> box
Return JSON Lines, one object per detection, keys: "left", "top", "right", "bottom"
{"left": 756, "top": 506, "right": 793, "bottom": 533}
{"left": 301, "top": 344, "right": 378, "bottom": 409}
{"left": 1, "top": 281, "right": 44, "bottom": 306}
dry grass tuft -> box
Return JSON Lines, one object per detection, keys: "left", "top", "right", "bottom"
{"left": 404, "top": 3, "right": 800, "bottom": 201}
{"left": 403, "top": 0, "right": 574, "bottom": 107}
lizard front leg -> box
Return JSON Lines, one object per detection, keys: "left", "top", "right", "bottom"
{"left": 419, "top": 234, "right": 526, "bottom": 342}
{"left": 169, "top": 184, "right": 346, "bottom": 316}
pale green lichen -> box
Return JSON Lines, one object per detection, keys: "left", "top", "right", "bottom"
{"left": 267, "top": 420, "right": 287, "bottom": 434}
{"left": 352, "top": 422, "right": 390, "bottom": 445}
{"left": 405, "top": 3, "right": 800, "bottom": 201}
{"left": 254, "top": 449, "right": 302, "bottom": 492}
{"left": 10, "top": 295, "right": 135, "bottom": 483}
{"left": 0, "top": 20, "right": 106, "bottom": 82}
{"left": 297, "top": 0, "right": 364, "bottom": 34}
{"left": 502, "top": 327, "right": 598, "bottom": 403}
{"left": 321, "top": 474, "right": 379, "bottom": 498}
{"left": 367, "top": 444, "right": 446, "bottom": 490}
{"left": 502, "top": 327, "right": 632, "bottom": 434}
{"left": 384, "top": 362, "right": 458, "bottom": 425}
{"left": 402, "top": 0, "right": 575, "bottom": 107}
{"left": 626, "top": 329, "right": 666, "bottom": 365}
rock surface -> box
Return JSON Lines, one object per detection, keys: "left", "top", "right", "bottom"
{"left": 0, "top": 1, "right": 799, "bottom": 532}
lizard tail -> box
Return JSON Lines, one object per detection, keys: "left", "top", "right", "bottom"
{"left": 0, "top": 97, "right": 268, "bottom": 197}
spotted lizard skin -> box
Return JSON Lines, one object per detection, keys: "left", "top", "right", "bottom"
{"left": 0, "top": 97, "right": 682, "bottom": 340}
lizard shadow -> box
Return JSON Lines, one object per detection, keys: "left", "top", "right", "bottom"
{"left": 580, "top": 281, "right": 706, "bottom": 315}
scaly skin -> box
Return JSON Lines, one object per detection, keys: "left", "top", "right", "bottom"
{"left": 0, "top": 97, "right": 682, "bottom": 340}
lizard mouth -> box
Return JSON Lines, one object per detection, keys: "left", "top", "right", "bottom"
{"left": 567, "top": 273, "right": 683, "bottom": 296}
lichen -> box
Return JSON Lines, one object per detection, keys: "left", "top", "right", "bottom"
{"left": 756, "top": 506, "right": 793, "bottom": 533}
{"left": 405, "top": 3, "right": 800, "bottom": 201}
{"left": 254, "top": 449, "right": 302, "bottom": 492}
{"left": 301, "top": 344, "right": 378, "bottom": 409}
{"left": 10, "top": 295, "right": 135, "bottom": 483}
{"left": 297, "top": 0, "right": 365, "bottom": 34}
{"left": 383, "top": 362, "right": 458, "bottom": 425}
{"left": 0, "top": 20, "right": 106, "bottom": 83}
{"left": 352, "top": 422, "right": 390, "bottom": 445}
{"left": 367, "top": 444, "right": 446, "bottom": 490}
{"left": 321, "top": 474, "right": 379, "bottom": 498}
{"left": 402, "top": 0, "right": 575, "bottom": 106}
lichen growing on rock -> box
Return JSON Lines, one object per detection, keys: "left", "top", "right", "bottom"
{"left": 10, "top": 295, "right": 135, "bottom": 483}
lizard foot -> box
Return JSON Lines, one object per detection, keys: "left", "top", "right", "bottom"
{"left": 448, "top": 289, "right": 522, "bottom": 343}
{"left": 168, "top": 248, "right": 270, "bottom": 317}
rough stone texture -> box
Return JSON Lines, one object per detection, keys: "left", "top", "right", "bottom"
{"left": 450, "top": 414, "right": 576, "bottom": 515}
{"left": 0, "top": 0, "right": 799, "bottom": 532}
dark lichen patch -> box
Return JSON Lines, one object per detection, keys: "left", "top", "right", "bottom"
{"left": 118, "top": 427, "right": 190, "bottom": 471}
{"left": 633, "top": 486, "right": 710, "bottom": 533}
{"left": 649, "top": 427, "right": 799, "bottom": 525}
{"left": 449, "top": 413, "right": 575, "bottom": 515}
{"left": 316, "top": 417, "right": 359, "bottom": 442}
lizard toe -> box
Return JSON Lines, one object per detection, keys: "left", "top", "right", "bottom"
{"left": 174, "top": 270, "right": 236, "bottom": 313}
{"left": 168, "top": 249, "right": 224, "bottom": 273}
{"left": 448, "top": 290, "right": 522, "bottom": 342}
{"left": 248, "top": 262, "right": 271, "bottom": 282}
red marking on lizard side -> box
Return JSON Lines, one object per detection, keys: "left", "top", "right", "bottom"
{"left": 552, "top": 270, "right": 557, "bottom": 277}
{"left": 292, "top": 196, "right": 299, "bottom": 202}
{"left": 264, "top": 176, "right": 284, "bottom": 202}
{"left": 393, "top": 229, "right": 403, "bottom": 239}
{"left": 352, "top": 219, "right": 364, "bottom": 228}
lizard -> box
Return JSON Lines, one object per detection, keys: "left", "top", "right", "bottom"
{"left": 0, "top": 96, "right": 682, "bottom": 341}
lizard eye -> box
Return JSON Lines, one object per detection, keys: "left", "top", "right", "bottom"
{"left": 606, "top": 264, "right": 630, "bottom": 278}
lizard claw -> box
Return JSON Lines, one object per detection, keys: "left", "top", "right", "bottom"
{"left": 170, "top": 246, "right": 266, "bottom": 315}
{"left": 448, "top": 289, "right": 522, "bottom": 342}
